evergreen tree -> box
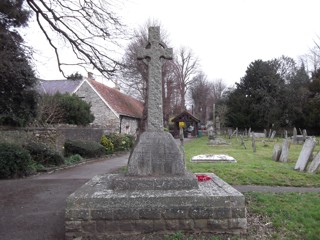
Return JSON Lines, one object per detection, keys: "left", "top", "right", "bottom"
{"left": 59, "top": 93, "right": 94, "bottom": 125}
{"left": 303, "top": 69, "right": 320, "bottom": 132}
{"left": 0, "top": 0, "right": 38, "bottom": 126}
{"left": 226, "top": 60, "right": 285, "bottom": 129}
{"left": 37, "top": 93, "right": 94, "bottom": 126}
{"left": 67, "top": 72, "right": 83, "bottom": 80}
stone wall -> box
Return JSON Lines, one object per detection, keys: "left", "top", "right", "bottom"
{"left": 121, "top": 116, "right": 139, "bottom": 135}
{"left": 76, "top": 81, "right": 120, "bottom": 131}
{"left": 0, "top": 127, "right": 104, "bottom": 153}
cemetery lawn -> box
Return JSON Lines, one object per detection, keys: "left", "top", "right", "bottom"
{"left": 246, "top": 192, "right": 320, "bottom": 240}
{"left": 185, "top": 136, "right": 320, "bottom": 187}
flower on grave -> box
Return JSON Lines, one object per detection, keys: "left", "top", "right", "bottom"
{"left": 196, "top": 174, "right": 212, "bottom": 182}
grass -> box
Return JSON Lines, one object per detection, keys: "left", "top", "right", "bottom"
{"left": 184, "top": 136, "right": 320, "bottom": 187}
{"left": 111, "top": 136, "right": 320, "bottom": 239}
{"left": 162, "top": 192, "right": 320, "bottom": 240}
{"left": 246, "top": 192, "right": 320, "bottom": 240}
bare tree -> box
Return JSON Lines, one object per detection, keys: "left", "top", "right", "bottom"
{"left": 120, "top": 34, "right": 148, "bottom": 101}
{"left": 189, "top": 75, "right": 227, "bottom": 123}
{"left": 174, "top": 47, "right": 199, "bottom": 112}
{"left": 35, "top": 94, "right": 65, "bottom": 125}
{"left": 212, "top": 79, "right": 227, "bottom": 101}
{"left": 189, "top": 72, "right": 210, "bottom": 123}
{"left": 275, "top": 55, "right": 297, "bottom": 84}
{"left": 26, "top": 0, "right": 126, "bottom": 78}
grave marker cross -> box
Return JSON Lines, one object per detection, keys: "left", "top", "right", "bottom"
{"left": 137, "top": 26, "right": 173, "bottom": 131}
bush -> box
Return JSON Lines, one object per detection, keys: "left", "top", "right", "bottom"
{"left": 0, "top": 143, "right": 34, "bottom": 178}
{"left": 24, "top": 142, "right": 64, "bottom": 166}
{"left": 64, "top": 140, "right": 106, "bottom": 158}
{"left": 64, "top": 154, "right": 82, "bottom": 165}
{"left": 100, "top": 135, "right": 114, "bottom": 154}
{"left": 59, "top": 93, "right": 94, "bottom": 125}
{"left": 107, "top": 133, "right": 134, "bottom": 152}
{"left": 37, "top": 93, "right": 94, "bottom": 126}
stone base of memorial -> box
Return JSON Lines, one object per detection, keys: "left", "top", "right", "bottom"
{"left": 65, "top": 172, "right": 246, "bottom": 239}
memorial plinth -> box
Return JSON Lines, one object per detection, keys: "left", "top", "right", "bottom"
{"left": 66, "top": 173, "right": 246, "bottom": 239}
{"left": 65, "top": 27, "right": 246, "bottom": 239}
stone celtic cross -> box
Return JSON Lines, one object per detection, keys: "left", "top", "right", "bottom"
{"left": 137, "top": 26, "right": 173, "bottom": 131}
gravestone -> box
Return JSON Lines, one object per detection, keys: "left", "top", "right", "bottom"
{"left": 303, "top": 129, "right": 307, "bottom": 141}
{"left": 191, "top": 154, "right": 237, "bottom": 163}
{"left": 294, "top": 137, "right": 317, "bottom": 171}
{"left": 252, "top": 132, "right": 267, "bottom": 138}
{"left": 65, "top": 27, "right": 246, "bottom": 239}
{"left": 272, "top": 144, "right": 281, "bottom": 161}
{"left": 244, "top": 128, "right": 248, "bottom": 137}
{"left": 307, "top": 152, "right": 320, "bottom": 174}
{"left": 268, "top": 129, "right": 272, "bottom": 138}
{"left": 240, "top": 135, "right": 247, "bottom": 149}
{"left": 252, "top": 132, "right": 256, "bottom": 152}
{"left": 212, "top": 103, "right": 216, "bottom": 129}
{"left": 279, "top": 138, "right": 290, "bottom": 162}
{"left": 270, "top": 130, "right": 276, "bottom": 139}
{"left": 284, "top": 130, "right": 288, "bottom": 139}
{"left": 208, "top": 125, "right": 215, "bottom": 140}
{"left": 228, "top": 128, "right": 233, "bottom": 138}
{"left": 216, "top": 116, "right": 221, "bottom": 135}
{"left": 292, "top": 127, "right": 297, "bottom": 144}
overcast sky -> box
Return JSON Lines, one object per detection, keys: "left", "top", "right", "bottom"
{"left": 25, "top": 0, "right": 320, "bottom": 87}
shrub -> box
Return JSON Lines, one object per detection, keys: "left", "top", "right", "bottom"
{"left": 24, "top": 142, "right": 64, "bottom": 166}
{"left": 100, "top": 135, "right": 114, "bottom": 154}
{"left": 64, "top": 140, "right": 106, "bottom": 158}
{"left": 0, "top": 143, "right": 34, "bottom": 178}
{"left": 64, "top": 154, "right": 82, "bottom": 165}
{"left": 107, "top": 133, "right": 134, "bottom": 152}
{"left": 37, "top": 93, "right": 94, "bottom": 126}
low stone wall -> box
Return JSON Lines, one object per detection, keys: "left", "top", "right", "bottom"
{"left": 0, "top": 127, "right": 104, "bottom": 153}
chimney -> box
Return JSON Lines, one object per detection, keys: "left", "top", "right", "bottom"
{"left": 87, "top": 72, "right": 94, "bottom": 81}
{"left": 114, "top": 79, "right": 120, "bottom": 91}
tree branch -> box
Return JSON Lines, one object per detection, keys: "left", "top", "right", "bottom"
{"left": 26, "top": 0, "right": 126, "bottom": 79}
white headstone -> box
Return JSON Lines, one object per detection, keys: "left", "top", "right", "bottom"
{"left": 272, "top": 144, "right": 282, "bottom": 161}
{"left": 292, "top": 127, "right": 297, "bottom": 144}
{"left": 294, "top": 138, "right": 317, "bottom": 171}
{"left": 307, "top": 152, "right": 320, "bottom": 174}
{"left": 279, "top": 139, "right": 290, "bottom": 162}
{"left": 271, "top": 130, "right": 276, "bottom": 139}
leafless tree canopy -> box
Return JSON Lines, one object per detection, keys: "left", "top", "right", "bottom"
{"left": 174, "top": 47, "right": 199, "bottom": 111}
{"left": 26, "top": 0, "right": 126, "bottom": 78}
{"left": 120, "top": 29, "right": 148, "bottom": 101}
{"left": 189, "top": 72, "right": 210, "bottom": 122}
{"left": 189, "top": 75, "right": 227, "bottom": 124}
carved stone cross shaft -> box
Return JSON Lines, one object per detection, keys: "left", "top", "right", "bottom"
{"left": 137, "top": 27, "right": 173, "bottom": 131}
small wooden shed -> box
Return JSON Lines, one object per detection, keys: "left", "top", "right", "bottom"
{"left": 171, "top": 111, "right": 200, "bottom": 137}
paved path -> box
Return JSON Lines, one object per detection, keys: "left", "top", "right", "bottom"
{"left": 0, "top": 153, "right": 130, "bottom": 240}
{"left": 1, "top": 142, "right": 320, "bottom": 240}
{"left": 35, "top": 153, "right": 129, "bottom": 180}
